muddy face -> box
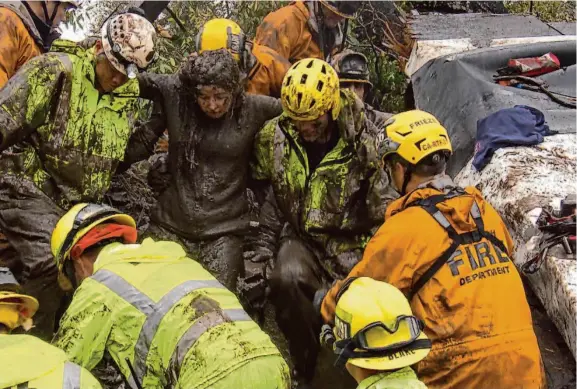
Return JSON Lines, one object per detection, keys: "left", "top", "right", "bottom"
{"left": 94, "top": 41, "right": 128, "bottom": 93}
{"left": 293, "top": 113, "right": 332, "bottom": 143}
{"left": 196, "top": 85, "right": 233, "bottom": 119}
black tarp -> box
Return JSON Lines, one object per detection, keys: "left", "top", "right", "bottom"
{"left": 411, "top": 40, "right": 576, "bottom": 175}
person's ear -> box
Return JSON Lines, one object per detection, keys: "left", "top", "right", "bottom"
{"left": 94, "top": 40, "right": 103, "bottom": 54}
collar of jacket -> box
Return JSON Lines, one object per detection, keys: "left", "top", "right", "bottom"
{"left": 356, "top": 366, "right": 421, "bottom": 389}
{"left": 50, "top": 38, "right": 140, "bottom": 97}
{"left": 93, "top": 238, "right": 188, "bottom": 272}
{"left": 0, "top": 1, "right": 44, "bottom": 49}
{"left": 385, "top": 174, "right": 458, "bottom": 218}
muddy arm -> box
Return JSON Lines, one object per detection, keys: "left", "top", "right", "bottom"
{"left": 0, "top": 55, "right": 66, "bottom": 151}
{"left": 137, "top": 72, "right": 172, "bottom": 101}
{"left": 251, "top": 188, "right": 285, "bottom": 263}
{"left": 117, "top": 104, "right": 167, "bottom": 173}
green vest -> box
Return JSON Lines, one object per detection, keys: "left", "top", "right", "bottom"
{"left": 55, "top": 239, "right": 282, "bottom": 389}
{"left": 0, "top": 39, "right": 139, "bottom": 207}
{"left": 357, "top": 367, "right": 428, "bottom": 389}
{"left": 0, "top": 334, "right": 101, "bottom": 389}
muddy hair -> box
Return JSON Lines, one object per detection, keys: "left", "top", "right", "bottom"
{"left": 179, "top": 49, "right": 245, "bottom": 101}
{"left": 178, "top": 49, "right": 246, "bottom": 168}
{"left": 391, "top": 150, "right": 449, "bottom": 177}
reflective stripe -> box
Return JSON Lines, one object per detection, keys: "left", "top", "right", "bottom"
{"left": 91, "top": 270, "right": 155, "bottom": 316}
{"left": 63, "top": 362, "right": 81, "bottom": 389}
{"left": 91, "top": 270, "right": 226, "bottom": 387}
{"left": 169, "top": 309, "right": 252, "bottom": 370}
{"left": 432, "top": 210, "right": 452, "bottom": 229}
{"left": 471, "top": 201, "right": 482, "bottom": 218}
{"left": 132, "top": 279, "right": 224, "bottom": 380}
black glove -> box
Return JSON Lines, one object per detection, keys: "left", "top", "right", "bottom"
{"left": 313, "top": 288, "right": 328, "bottom": 316}
{"left": 147, "top": 154, "right": 171, "bottom": 195}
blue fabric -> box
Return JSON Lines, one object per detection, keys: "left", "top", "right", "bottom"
{"left": 473, "top": 105, "right": 555, "bottom": 171}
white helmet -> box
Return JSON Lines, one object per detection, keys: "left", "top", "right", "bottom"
{"left": 101, "top": 13, "right": 157, "bottom": 79}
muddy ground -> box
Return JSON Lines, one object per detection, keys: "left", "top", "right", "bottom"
{"left": 106, "top": 163, "right": 575, "bottom": 389}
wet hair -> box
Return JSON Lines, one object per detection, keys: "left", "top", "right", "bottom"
{"left": 179, "top": 49, "right": 244, "bottom": 95}
{"left": 390, "top": 151, "right": 449, "bottom": 177}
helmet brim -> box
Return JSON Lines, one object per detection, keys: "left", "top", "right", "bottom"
{"left": 0, "top": 292, "right": 39, "bottom": 318}
{"left": 347, "top": 332, "right": 431, "bottom": 370}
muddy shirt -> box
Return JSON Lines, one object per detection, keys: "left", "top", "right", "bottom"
{"left": 136, "top": 73, "right": 282, "bottom": 240}
{"left": 0, "top": 39, "right": 140, "bottom": 208}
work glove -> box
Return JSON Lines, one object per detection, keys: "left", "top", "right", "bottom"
{"left": 147, "top": 154, "right": 171, "bottom": 195}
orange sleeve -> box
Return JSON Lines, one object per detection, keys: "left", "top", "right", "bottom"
{"left": 248, "top": 45, "right": 291, "bottom": 97}
{"left": 321, "top": 215, "right": 421, "bottom": 323}
{"left": 0, "top": 8, "right": 41, "bottom": 88}
{"left": 255, "top": 6, "right": 303, "bottom": 61}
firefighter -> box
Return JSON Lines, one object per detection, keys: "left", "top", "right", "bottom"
{"left": 0, "top": 0, "right": 79, "bottom": 87}
{"left": 326, "top": 277, "right": 429, "bottom": 389}
{"left": 196, "top": 18, "right": 291, "bottom": 98}
{"left": 250, "top": 58, "right": 397, "bottom": 383}
{"left": 255, "top": 1, "right": 363, "bottom": 62}
{"left": 330, "top": 49, "right": 392, "bottom": 130}
{"left": 0, "top": 267, "right": 101, "bottom": 389}
{"left": 0, "top": 12, "right": 157, "bottom": 339}
{"left": 320, "top": 110, "right": 545, "bottom": 389}
{"left": 52, "top": 203, "right": 290, "bottom": 389}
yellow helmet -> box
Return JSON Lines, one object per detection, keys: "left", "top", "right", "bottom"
{"left": 196, "top": 18, "right": 246, "bottom": 63}
{"left": 332, "top": 277, "right": 431, "bottom": 370}
{"left": 281, "top": 58, "right": 341, "bottom": 121}
{"left": 51, "top": 203, "right": 136, "bottom": 271}
{"left": 377, "top": 110, "right": 452, "bottom": 165}
{"left": 0, "top": 267, "right": 38, "bottom": 331}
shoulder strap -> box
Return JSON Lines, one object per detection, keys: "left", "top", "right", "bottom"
{"left": 408, "top": 192, "right": 508, "bottom": 300}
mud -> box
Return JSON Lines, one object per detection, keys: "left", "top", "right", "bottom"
{"left": 179, "top": 49, "right": 242, "bottom": 95}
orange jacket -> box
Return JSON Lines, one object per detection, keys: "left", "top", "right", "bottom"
{"left": 0, "top": 3, "right": 43, "bottom": 88}
{"left": 255, "top": 1, "right": 341, "bottom": 62}
{"left": 247, "top": 43, "right": 291, "bottom": 98}
{"left": 322, "top": 178, "right": 545, "bottom": 389}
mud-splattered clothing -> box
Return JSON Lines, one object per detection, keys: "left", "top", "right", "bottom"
{"left": 134, "top": 73, "right": 281, "bottom": 241}
{"left": 0, "top": 39, "right": 140, "bottom": 207}
{"left": 252, "top": 89, "right": 395, "bottom": 278}
{"left": 128, "top": 72, "right": 282, "bottom": 289}
{"left": 251, "top": 89, "right": 396, "bottom": 382}
{"left": 0, "top": 1, "right": 43, "bottom": 88}
{"left": 322, "top": 176, "right": 545, "bottom": 389}
{"left": 356, "top": 367, "right": 427, "bottom": 389}
{"left": 255, "top": 1, "right": 344, "bottom": 62}
{"left": 0, "top": 334, "right": 102, "bottom": 389}
{"left": 54, "top": 239, "right": 290, "bottom": 389}
{"left": 143, "top": 223, "right": 244, "bottom": 293}
{"left": 0, "top": 39, "right": 140, "bottom": 338}
{"left": 247, "top": 42, "right": 291, "bottom": 98}
{"left": 366, "top": 105, "right": 393, "bottom": 132}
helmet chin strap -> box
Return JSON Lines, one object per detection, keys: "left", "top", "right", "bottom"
{"left": 401, "top": 164, "right": 413, "bottom": 196}
{"left": 42, "top": 1, "right": 61, "bottom": 26}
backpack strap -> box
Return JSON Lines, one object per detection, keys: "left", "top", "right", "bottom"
{"left": 407, "top": 191, "right": 509, "bottom": 300}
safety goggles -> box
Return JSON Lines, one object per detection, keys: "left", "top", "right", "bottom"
{"left": 335, "top": 314, "right": 424, "bottom": 352}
